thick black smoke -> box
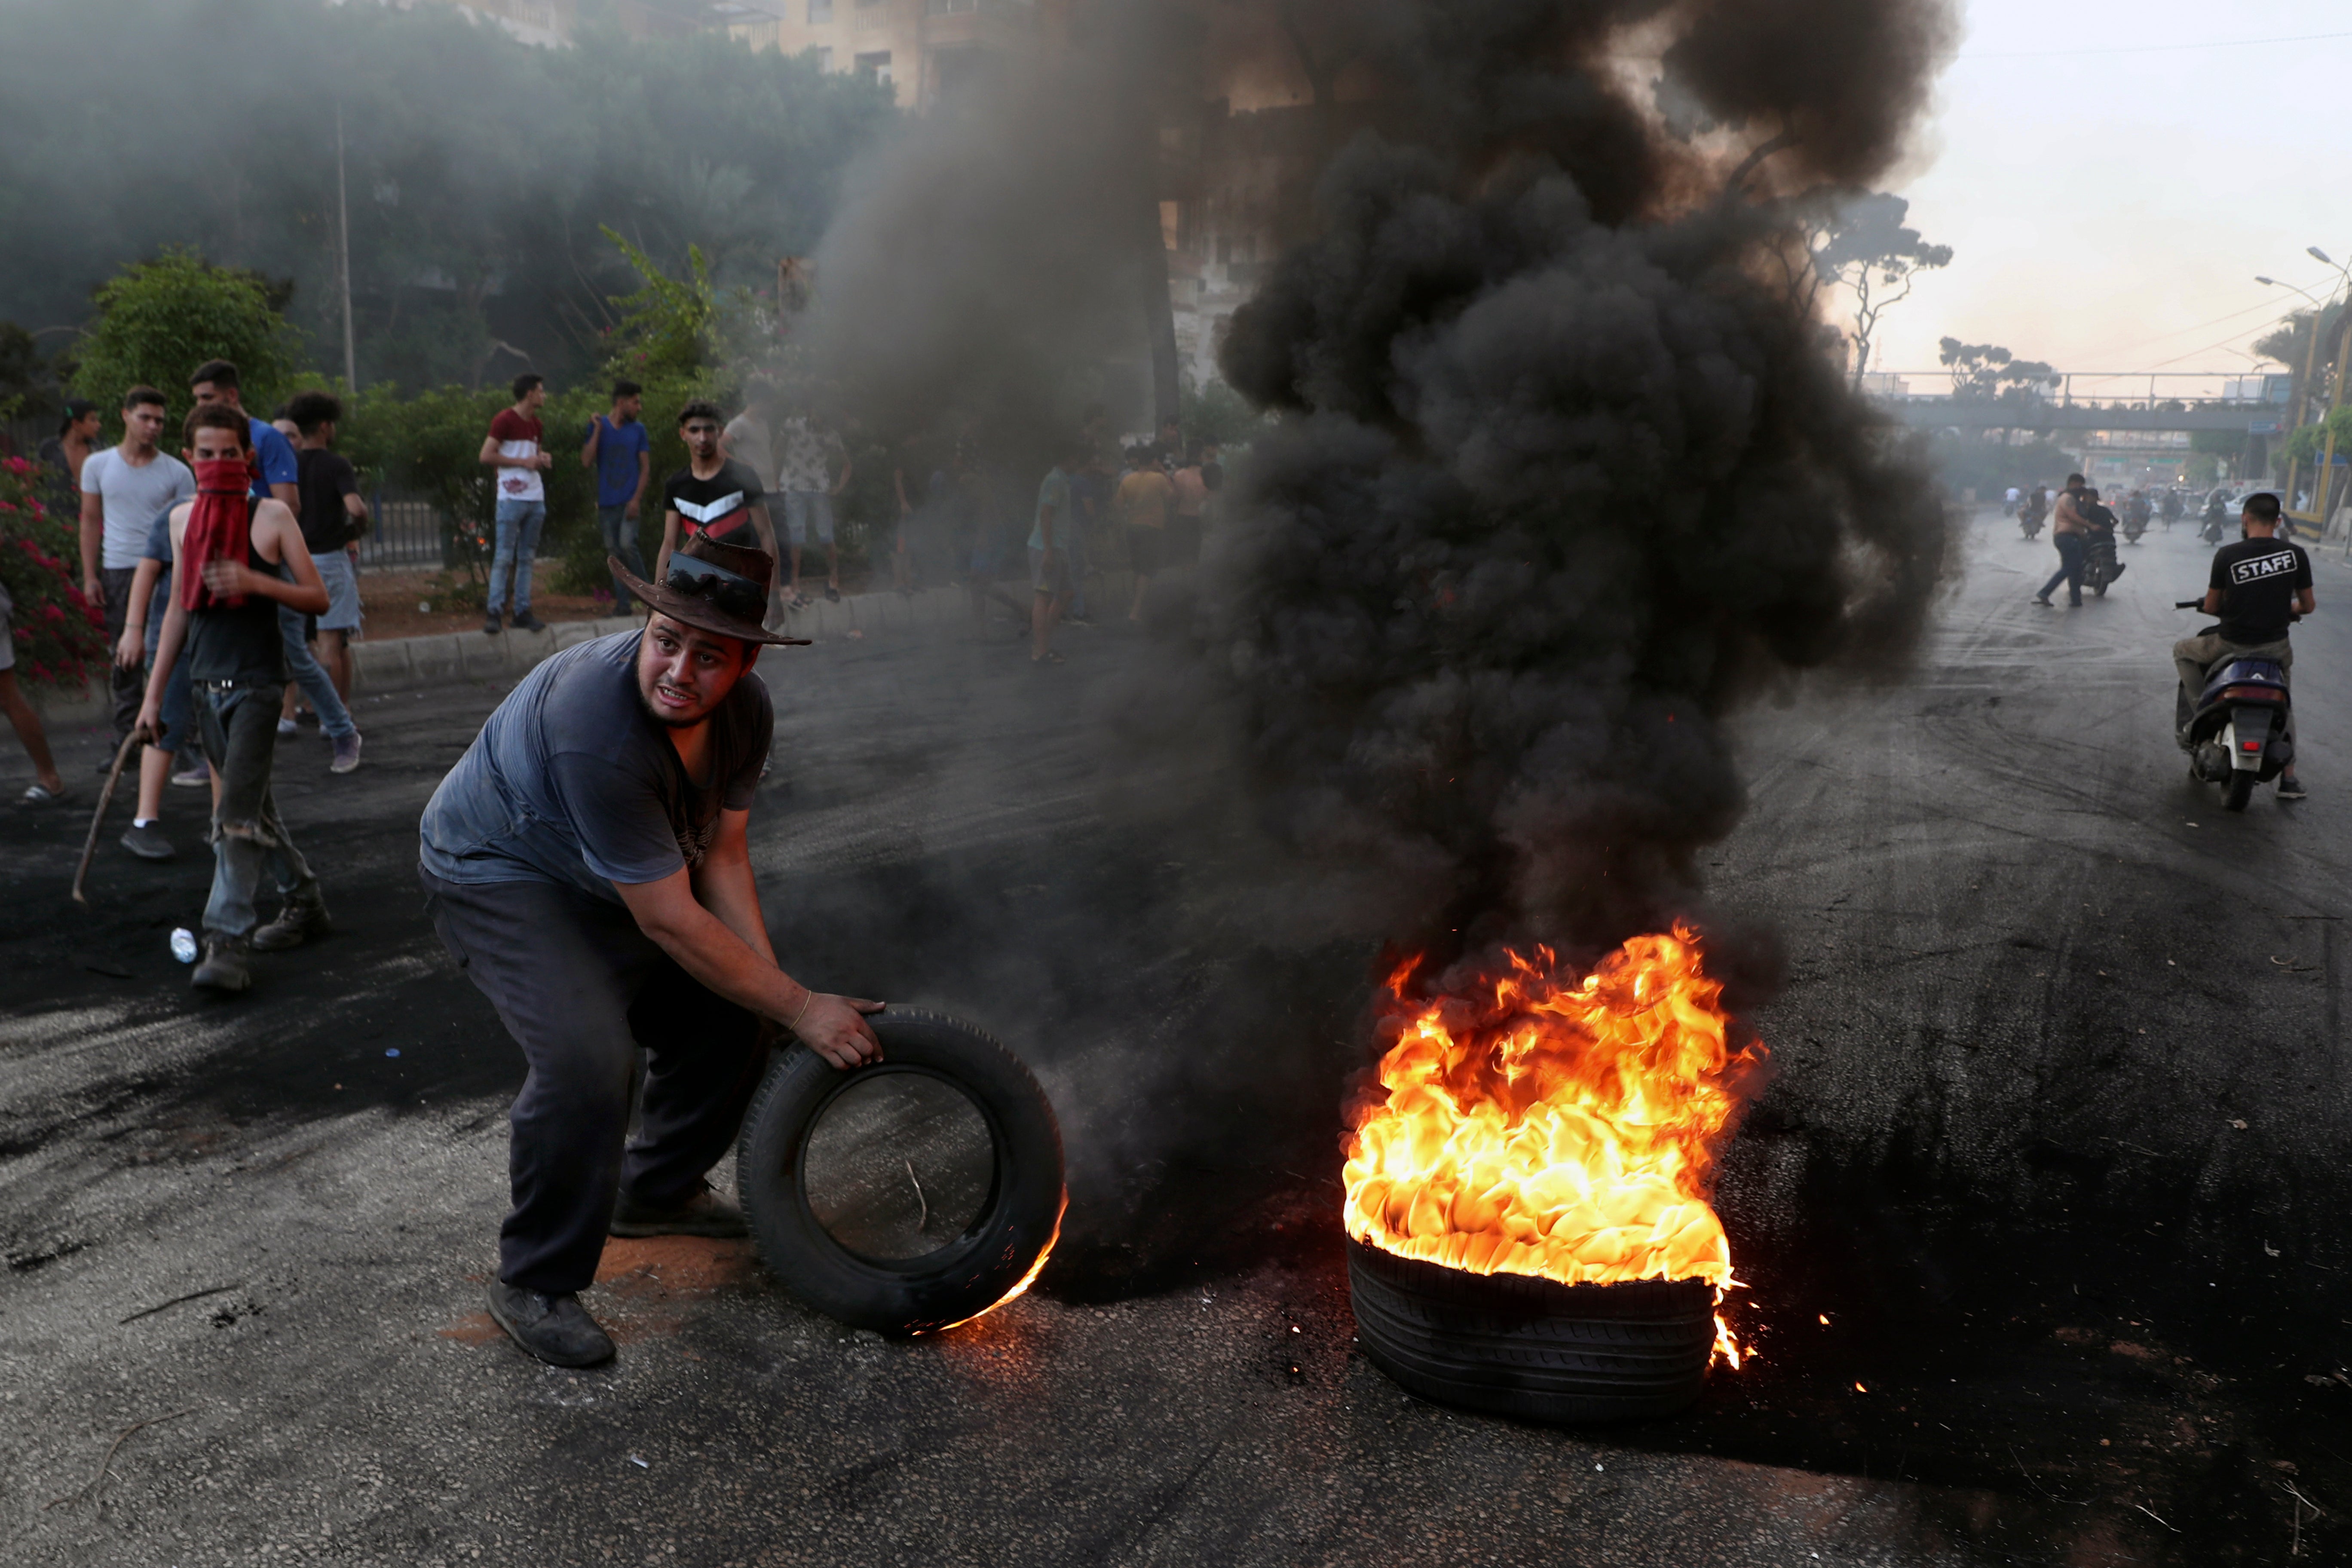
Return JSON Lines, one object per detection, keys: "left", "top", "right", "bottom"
{"left": 1208, "top": 0, "right": 1957, "bottom": 966}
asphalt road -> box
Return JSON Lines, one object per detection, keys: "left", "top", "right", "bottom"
{"left": 4, "top": 511, "right": 2351, "bottom": 1567}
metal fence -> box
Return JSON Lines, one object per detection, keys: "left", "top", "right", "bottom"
{"left": 355, "top": 495, "right": 453, "bottom": 572}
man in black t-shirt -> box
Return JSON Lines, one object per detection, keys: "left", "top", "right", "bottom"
{"left": 286, "top": 392, "right": 369, "bottom": 742}
{"left": 2173, "top": 492, "right": 2315, "bottom": 796}
{"left": 657, "top": 400, "right": 778, "bottom": 603}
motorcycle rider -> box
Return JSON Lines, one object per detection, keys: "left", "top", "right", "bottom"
{"left": 2173, "top": 492, "right": 2312, "bottom": 799}
{"left": 2200, "top": 487, "right": 2230, "bottom": 543}
{"left": 2033, "top": 473, "right": 2093, "bottom": 606}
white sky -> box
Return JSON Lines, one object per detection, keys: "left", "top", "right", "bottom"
{"left": 1863, "top": 0, "right": 2352, "bottom": 392}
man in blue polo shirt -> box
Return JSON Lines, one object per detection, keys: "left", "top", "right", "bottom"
{"left": 582, "top": 378, "right": 652, "bottom": 614}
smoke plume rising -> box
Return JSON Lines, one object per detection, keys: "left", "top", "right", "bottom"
{"left": 1207, "top": 0, "right": 1958, "bottom": 967}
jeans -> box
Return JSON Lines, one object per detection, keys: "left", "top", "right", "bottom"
{"left": 101, "top": 564, "right": 142, "bottom": 741}
{"left": 781, "top": 490, "right": 834, "bottom": 545}
{"left": 143, "top": 574, "right": 190, "bottom": 754}
{"left": 279, "top": 605, "right": 356, "bottom": 739}
{"left": 2038, "top": 533, "right": 2085, "bottom": 605}
{"left": 195, "top": 680, "right": 319, "bottom": 939}
{"left": 419, "top": 869, "right": 767, "bottom": 1295}
{"left": 598, "top": 504, "right": 646, "bottom": 611}
{"left": 489, "top": 499, "right": 547, "bottom": 616}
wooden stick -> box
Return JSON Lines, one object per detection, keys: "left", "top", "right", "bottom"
{"left": 71, "top": 726, "right": 148, "bottom": 907}
{"left": 45, "top": 1407, "right": 193, "bottom": 1511}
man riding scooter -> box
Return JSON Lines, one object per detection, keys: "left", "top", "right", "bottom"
{"left": 2173, "top": 491, "right": 2312, "bottom": 799}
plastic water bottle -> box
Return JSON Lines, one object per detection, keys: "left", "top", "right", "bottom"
{"left": 169, "top": 928, "right": 198, "bottom": 964}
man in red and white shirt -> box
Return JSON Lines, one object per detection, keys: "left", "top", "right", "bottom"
{"left": 478, "top": 373, "right": 553, "bottom": 635}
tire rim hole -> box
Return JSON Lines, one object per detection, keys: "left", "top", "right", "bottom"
{"left": 801, "top": 1068, "right": 998, "bottom": 1263}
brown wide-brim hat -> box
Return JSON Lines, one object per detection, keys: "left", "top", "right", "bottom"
{"left": 612, "top": 535, "right": 808, "bottom": 647}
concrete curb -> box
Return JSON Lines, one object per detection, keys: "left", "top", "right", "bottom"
{"left": 27, "top": 573, "right": 1135, "bottom": 729}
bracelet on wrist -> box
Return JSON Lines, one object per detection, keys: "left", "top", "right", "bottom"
{"left": 789, "top": 990, "right": 816, "bottom": 1033}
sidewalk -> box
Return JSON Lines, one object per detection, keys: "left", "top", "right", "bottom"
{"left": 28, "top": 574, "right": 1126, "bottom": 728}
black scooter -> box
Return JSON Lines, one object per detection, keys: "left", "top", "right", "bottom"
{"left": 2173, "top": 600, "right": 2292, "bottom": 812}
{"left": 2081, "top": 520, "right": 2124, "bottom": 597}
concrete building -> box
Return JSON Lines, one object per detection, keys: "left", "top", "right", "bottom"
{"left": 724, "top": 0, "right": 1044, "bottom": 110}
{"left": 417, "top": 0, "right": 772, "bottom": 48}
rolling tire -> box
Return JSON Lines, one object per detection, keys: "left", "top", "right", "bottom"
{"left": 1345, "top": 1237, "right": 1715, "bottom": 1424}
{"left": 2225, "top": 770, "right": 2256, "bottom": 812}
{"left": 736, "top": 1008, "right": 1064, "bottom": 1336}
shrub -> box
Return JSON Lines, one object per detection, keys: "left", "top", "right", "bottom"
{"left": 0, "top": 456, "right": 107, "bottom": 689}
{"left": 69, "top": 248, "right": 302, "bottom": 429}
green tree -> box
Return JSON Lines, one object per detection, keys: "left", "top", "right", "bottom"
{"left": 1807, "top": 193, "right": 1952, "bottom": 389}
{"left": 603, "top": 229, "right": 719, "bottom": 381}
{"left": 69, "top": 248, "right": 301, "bottom": 426}
{"left": 1936, "top": 338, "right": 2058, "bottom": 404}
{"left": 2280, "top": 407, "right": 2352, "bottom": 467}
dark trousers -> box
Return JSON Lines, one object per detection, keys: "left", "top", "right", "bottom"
{"left": 418, "top": 868, "right": 767, "bottom": 1295}
{"left": 2038, "top": 533, "right": 2086, "bottom": 605}
{"left": 101, "top": 565, "right": 141, "bottom": 739}
{"left": 195, "top": 680, "right": 317, "bottom": 938}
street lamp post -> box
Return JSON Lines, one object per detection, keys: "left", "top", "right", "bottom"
{"left": 2259, "top": 276, "right": 2328, "bottom": 512}
{"left": 2307, "top": 250, "right": 2352, "bottom": 537}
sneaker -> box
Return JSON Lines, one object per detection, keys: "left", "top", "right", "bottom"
{"left": 609, "top": 1182, "right": 748, "bottom": 1239}
{"left": 330, "top": 732, "right": 362, "bottom": 775}
{"left": 483, "top": 609, "right": 503, "bottom": 636}
{"left": 483, "top": 1280, "right": 615, "bottom": 1368}
{"left": 824, "top": 585, "right": 841, "bottom": 603}
{"left": 511, "top": 610, "right": 547, "bottom": 633}
{"left": 119, "top": 821, "right": 175, "bottom": 861}
{"left": 191, "top": 935, "right": 252, "bottom": 993}
{"left": 276, "top": 717, "right": 299, "bottom": 737}
{"left": 2031, "top": 595, "right": 2052, "bottom": 606}
{"left": 169, "top": 760, "right": 211, "bottom": 789}
{"left": 297, "top": 708, "right": 320, "bottom": 728}
{"left": 1064, "top": 613, "right": 1094, "bottom": 629}
{"left": 2278, "top": 776, "right": 2308, "bottom": 800}
{"left": 251, "top": 895, "right": 332, "bottom": 952}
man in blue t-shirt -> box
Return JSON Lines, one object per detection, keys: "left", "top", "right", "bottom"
{"left": 581, "top": 378, "right": 653, "bottom": 614}
{"left": 417, "top": 535, "right": 879, "bottom": 1368}
{"left": 189, "top": 359, "right": 299, "bottom": 507}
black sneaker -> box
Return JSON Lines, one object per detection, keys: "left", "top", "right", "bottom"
{"left": 511, "top": 610, "right": 547, "bottom": 633}
{"left": 119, "top": 821, "right": 175, "bottom": 861}
{"left": 484, "top": 1281, "right": 615, "bottom": 1368}
{"left": 252, "top": 895, "right": 333, "bottom": 952}
{"left": 192, "top": 935, "right": 252, "bottom": 993}
{"left": 2278, "top": 776, "right": 2308, "bottom": 800}
{"left": 2031, "top": 595, "right": 2052, "bottom": 606}
{"left": 609, "top": 1183, "right": 748, "bottom": 1238}
{"left": 483, "top": 610, "right": 503, "bottom": 636}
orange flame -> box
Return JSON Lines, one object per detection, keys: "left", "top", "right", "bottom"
{"left": 931, "top": 1194, "right": 1066, "bottom": 1335}
{"left": 1342, "top": 926, "right": 1765, "bottom": 1361}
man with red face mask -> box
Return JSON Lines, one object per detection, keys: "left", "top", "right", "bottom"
{"left": 137, "top": 406, "right": 333, "bottom": 993}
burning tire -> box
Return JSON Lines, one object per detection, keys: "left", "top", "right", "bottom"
{"left": 1347, "top": 1237, "right": 1717, "bottom": 1423}
{"left": 736, "top": 1008, "right": 1064, "bottom": 1337}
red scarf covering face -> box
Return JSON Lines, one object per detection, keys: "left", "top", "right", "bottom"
{"left": 180, "top": 456, "right": 257, "bottom": 610}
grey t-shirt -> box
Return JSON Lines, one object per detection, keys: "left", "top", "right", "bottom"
{"left": 81, "top": 447, "right": 194, "bottom": 570}
{"left": 418, "top": 631, "right": 773, "bottom": 900}
{"left": 723, "top": 413, "right": 775, "bottom": 491}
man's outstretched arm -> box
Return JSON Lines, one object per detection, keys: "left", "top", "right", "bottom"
{"left": 616, "top": 847, "right": 881, "bottom": 1069}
